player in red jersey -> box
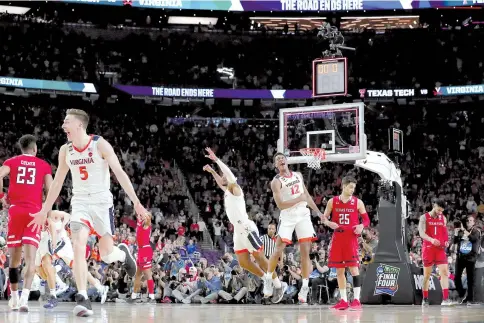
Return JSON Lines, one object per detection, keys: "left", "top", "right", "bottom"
{"left": 0, "top": 135, "right": 53, "bottom": 312}
{"left": 322, "top": 175, "right": 370, "bottom": 311}
{"left": 418, "top": 199, "right": 452, "bottom": 307}
{"left": 129, "top": 214, "right": 155, "bottom": 303}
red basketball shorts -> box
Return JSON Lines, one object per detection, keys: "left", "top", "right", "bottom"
{"left": 328, "top": 233, "right": 359, "bottom": 268}
{"left": 7, "top": 205, "right": 41, "bottom": 248}
{"left": 422, "top": 245, "right": 447, "bottom": 267}
{"left": 137, "top": 246, "right": 153, "bottom": 270}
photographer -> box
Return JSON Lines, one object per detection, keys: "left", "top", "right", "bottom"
{"left": 308, "top": 252, "right": 330, "bottom": 304}
{"left": 453, "top": 216, "right": 481, "bottom": 304}
{"left": 218, "top": 266, "right": 248, "bottom": 303}
{"left": 160, "top": 267, "right": 188, "bottom": 303}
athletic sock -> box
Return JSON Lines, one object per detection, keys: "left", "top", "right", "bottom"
{"left": 302, "top": 278, "right": 309, "bottom": 288}
{"left": 94, "top": 282, "right": 104, "bottom": 293}
{"left": 50, "top": 289, "right": 57, "bottom": 298}
{"left": 11, "top": 290, "right": 19, "bottom": 300}
{"left": 78, "top": 290, "right": 88, "bottom": 299}
{"left": 273, "top": 276, "right": 282, "bottom": 289}
{"left": 339, "top": 289, "right": 347, "bottom": 302}
{"left": 423, "top": 290, "right": 429, "bottom": 299}
{"left": 353, "top": 287, "right": 361, "bottom": 300}
{"left": 131, "top": 292, "right": 138, "bottom": 300}
{"left": 20, "top": 289, "right": 30, "bottom": 302}
{"left": 443, "top": 288, "right": 449, "bottom": 300}
{"left": 147, "top": 280, "right": 155, "bottom": 295}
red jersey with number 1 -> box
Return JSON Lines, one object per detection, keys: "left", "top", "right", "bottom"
{"left": 331, "top": 195, "right": 360, "bottom": 232}
{"left": 3, "top": 155, "right": 52, "bottom": 209}
{"left": 137, "top": 219, "right": 151, "bottom": 247}
{"left": 423, "top": 212, "right": 448, "bottom": 248}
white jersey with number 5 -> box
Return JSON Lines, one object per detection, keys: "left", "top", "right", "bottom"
{"left": 274, "top": 172, "right": 307, "bottom": 209}
{"left": 66, "top": 135, "right": 113, "bottom": 204}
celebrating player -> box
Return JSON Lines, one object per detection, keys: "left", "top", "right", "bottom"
{"left": 322, "top": 175, "right": 369, "bottom": 311}
{"left": 36, "top": 210, "right": 109, "bottom": 308}
{"left": 203, "top": 148, "right": 280, "bottom": 302}
{"left": 265, "top": 152, "right": 323, "bottom": 304}
{"left": 418, "top": 199, "right": 452, "bottom": 306}
{"left": 129, "top": 213, "right": 155, "bottom": 303}
{"left": 0, "top": 135, "right": 53, "bottom": 312}
{"left": 29, "top": 109, "right": 149, "bottom": 317}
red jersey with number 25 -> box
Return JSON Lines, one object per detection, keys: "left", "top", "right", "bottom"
{"left": 331, "top": 195, "right": 360, "bottom": 232}
{"left": 423, "top": 212, "right": 448, "bottom": 248}
{"left": 3, "top": 155, "right": 52, "bottom": 209}
{"left": 137, "top": 219, "right": 151, "bottom": 247}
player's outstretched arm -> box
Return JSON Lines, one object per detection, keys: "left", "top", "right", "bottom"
{"left": 418, "top": 214, "right": 439, "bottom": 246}
{"left": 321, "top": 198, "right": 339, "bottom": 230}
{"left": 29, "top": 145, "right": 70, "bottom": 231}
{"left": 270, "top": 178, "right": 305, "bottom": 210}
{"left": 98, "top": 138, "right": 148, "bottom": 219}
{"left": 203, "top": 165, "right": 227, "bottom": 191}
{"left": 0, "top": 165, "right": 10, "bottom": 199}
{"left": 205, "top": 147, "right": 236, "bottom": 183}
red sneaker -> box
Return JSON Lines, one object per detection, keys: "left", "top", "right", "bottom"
{"left": 162, "top": 297, "right": 172, "bottom": 303}
{"left": 349, "top": 299, "right": 362, "bottom": 311}
{"left": 331, "top": 299, "right": 349, "bottom": 310}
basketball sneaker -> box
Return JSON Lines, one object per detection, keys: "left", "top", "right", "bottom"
{"left": 18, "top": 298, "right": 29, "bottom": 312}
{"left": 421, "top": 298, "right": 430, "bottom": 307}
{"left": 441, "top": 299, "right": 453, "bottom": 307}
{"left": 43, "top": 295, "right": 59, "bottom": 309}
{"left": 73, "top": 293, "right": 93, "bottom": 317}
{"left": 271, "top": 282, "right": 288, "bottom": 304}
{"left": 118, "top": 243, "right": 137, "bottom": 277}
{"left": 262, "top": 274, "right": 274, "bottom": 298}
{"left": 298, "top": 286, "right": 310, "bottom": 304}
{"left": 100, "top": 285, "right": 109, "bottom": 304}
{"left": 8, "top": 297, "right": 19, "bottom": 311}
{"left": 331, "top": 299, "right": 349, "bottom": 310}
{"left": 349, "top": 299, "right": 362, "bottom": 311}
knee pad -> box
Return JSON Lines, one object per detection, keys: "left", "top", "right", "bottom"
{"left": 352, "top": 275, "right": 361, "bottom": 288}
{"left": 9, "top": 267, "right": 20, "bottom": 284}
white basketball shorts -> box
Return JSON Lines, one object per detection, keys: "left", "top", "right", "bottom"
{"left": 71, "top": 201, "right": 115, "bottom": 237}
{"left": 35, "top": 232, "right": 74, "bottom": 266}
{"left": 233, "top": 220, "right": 264, "bottom": 255}
{"left": 277, "top": 205, "right": 316, "bottom": 244}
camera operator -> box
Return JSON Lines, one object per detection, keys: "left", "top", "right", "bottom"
{"left": 160, "top": 267, "right": 188, "bottom": 303}
{"left": 218, "top": 266, "right": 248, "bottom": 303}
{"left": 453, "top": 216, "right": 481, "bottom": 304}
{"left": 308, "top": 252, "right": 330, "bottom": 304}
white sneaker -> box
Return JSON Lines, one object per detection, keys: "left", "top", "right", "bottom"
{"left": 8, "top": 297, "right": 19, "bottom": 311}
{"left": 100, "top": 285, "right": 109, "bottom": 304}
{"left": 18, "top": 298, "right": 29, "bottom": 312}
{"left": 56, "top": 284, "right": 69, "bottom": 296}
{"left": 441, "top": 299, "right": 454, "bottom": 307}
{"left": 262, "top": 274, "right": 274, "bottom": 298}
{"left": 298, "top": 286, "right": 310, "bottom": 304}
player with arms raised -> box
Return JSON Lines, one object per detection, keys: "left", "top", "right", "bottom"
{"left": 203, "top": 148, "right": 281, "bottom": 301}
{"left": 0, "top": 135, "right": 53, "bottom": 312}
{"left": 418, "top": 199, "right": 452, "bottom": 307}
{"left": 322, "top": 175, "right": 369, "bottom": 311}
{"left": 30, "top": 109, "right": 149, "bottom": 317}
{"left": 129, "top": 213, "right": 156, "bottom": 303}
{"left": 265, "top": 152, "right": 325, "bottom": 304}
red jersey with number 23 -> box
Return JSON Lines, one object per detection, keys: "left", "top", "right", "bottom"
{"left": 3, "top": 155, "right": 51, "bottom": 209}
{"left": 423, "top": 212, "right": 448, "bottom": 248}
{"left": 331, "top": 195, "right": 360, "bottom": 233}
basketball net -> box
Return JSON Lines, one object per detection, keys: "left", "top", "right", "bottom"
{"left": 300, "top": 148, "right": 326, "bottom": 169}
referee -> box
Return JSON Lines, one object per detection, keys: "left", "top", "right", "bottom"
{"left": 261, "top": 223, "right": 277, "bottom": 259}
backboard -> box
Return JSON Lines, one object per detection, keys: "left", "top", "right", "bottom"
{"left": 277, "top": 103, "right": 366, "bottom": 164}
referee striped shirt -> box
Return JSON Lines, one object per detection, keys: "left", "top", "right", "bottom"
{"left": 261, "top": 234, "right": 276, "bottom": 259}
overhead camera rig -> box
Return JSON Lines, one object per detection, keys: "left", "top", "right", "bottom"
{"left": 317, "top": 22, "right": 356, "bottom": 58}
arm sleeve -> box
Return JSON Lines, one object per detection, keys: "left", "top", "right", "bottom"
{"left": 215, "top": 159, "right": 237, "bottom": 184}
{"left": 360, "top": 212, "right": 370, "bottom": 227}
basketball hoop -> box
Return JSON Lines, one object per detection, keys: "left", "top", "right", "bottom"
{"left": 300, "top": 148, "right": 326, "bottom": 169}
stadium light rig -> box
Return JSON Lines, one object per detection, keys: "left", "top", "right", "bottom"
{"left": 317, "top": 22, "right": 355, "bottom": 58}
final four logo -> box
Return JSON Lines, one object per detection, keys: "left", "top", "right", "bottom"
{"left": 374, "top": 264, "right": 400, "bottom": 296}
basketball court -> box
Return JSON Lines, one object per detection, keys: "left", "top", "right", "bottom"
{"left": 0, "top": 302, "right": 482, "bottom": 323}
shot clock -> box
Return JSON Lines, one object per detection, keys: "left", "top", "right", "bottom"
{"left": 312, "top": 57, "right": 347, "bottom": 98}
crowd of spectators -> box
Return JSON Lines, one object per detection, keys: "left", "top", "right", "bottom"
{"left": 0, "top": 9, "right": 483, "bottom": 305}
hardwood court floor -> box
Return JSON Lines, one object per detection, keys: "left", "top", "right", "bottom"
{"left": 0, "top": 302, "right": 483, "bottom": 323}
